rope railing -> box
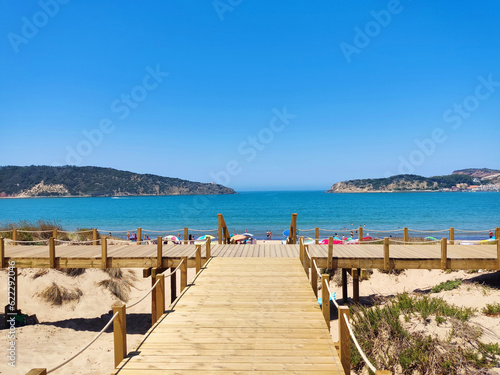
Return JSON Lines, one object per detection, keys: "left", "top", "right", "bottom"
{"left": 389, "top": 239, "right": 439, "bottom": 244}
{"left": 96, "top": 229, "right": 136, "bottom": 234}
{"left": 407, "top": 229, "right": 449, "bottom": 233}
{"left": 141, "top": 228, "right": 184, "bottom": 233}
{"left": 127, "top": 279, "right": 161, "bottom": 309}
{"left": 344, "top": 315, "right": 378, "bottom": 374}
{"left": 323, "top": 274, "right": 339, "bottom": 309}
{"left": 54, "top": 239, "right": 97, "bottom": 244}
{"left": 5, "top": 239, "right": 49, "bottom": 243}
{"left": 58, "top": 229, "right": 94, "bottom": 234}
{"left": 364, "top": 228, "right": 404, "bottom": 233}
{"left": 46, "top": 311, "right": 119, "bottom": 374}
{"left": 16, "top": 229, "right": 54, "bottom": 233}
{"left": 189, "top": 228, "right": 218, "bottom": 232}
{"left": 297, "top": 228, "right": 316, "bottom": 232}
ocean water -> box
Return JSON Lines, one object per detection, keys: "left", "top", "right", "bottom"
{"left": 0, "top": 191, "right": 498, "bottom": 240}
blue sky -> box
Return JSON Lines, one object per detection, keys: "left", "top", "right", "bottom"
{"left": 1, "top": 1, "right": 499, "bottom": 191}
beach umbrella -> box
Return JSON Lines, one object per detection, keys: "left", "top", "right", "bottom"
{"left": 163, "top": 235, "right": 179, "bottom": 242}
{"left": 333, "top": 236, "right": 342, "bottom": 241}
{"left": 362, "top": 236, "right": 373, "bottom": 241}
{"left": 320, "top": 238, "right": 343, "bottom": 245}
{"left": 242, "top": 233, "right": 254, "bottom": 237}
{"left": 283, "top": 229, "right": 290, "bottom": 237}
{"left": 196, "top": 235, "right": 215, "bottom": 241}
{"left": 231, "top": 234, "right": 248, "bottom": 243}
{"left": 425, "top": 236, "right": 438, "bottom": 241}
{"left": 346, "top": 239, "right": 358, "bottom": 245}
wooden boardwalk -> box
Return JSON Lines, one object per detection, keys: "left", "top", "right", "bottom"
{"left": 3, "top": 242, "right": 499, "bottom": 270}
{"left": 112, "top": 257, "right": 342, "bottom": 374}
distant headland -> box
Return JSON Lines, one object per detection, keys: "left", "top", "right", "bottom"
{"left": 0, "top": 166, "right": 236, "bottom": 197}
{"left": 327, "top": 168, "right": 500, "bottom": 193}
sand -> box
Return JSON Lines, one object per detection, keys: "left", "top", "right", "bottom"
{"left": 1, "top": 265, "right": 499, "bottom": 375}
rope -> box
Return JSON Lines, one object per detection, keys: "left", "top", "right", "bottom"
{"left": 407, "top": 229, "right": 449, "bottom": 233}
{"left": 20, "top": 230, "right": 47, "bottom": 234}
{"left": 312, "top": 259, "right": 321, "bottom": 278}
{"left": 356, "top": 239, "right": 384, "bottom": 244}
{"left": 127, "top": 279, "right": 161, "bottom": 309}
{"left": 58, "top": 229, "right": 94, "bottom": 234}
{"left": 5, "top": 239, "right": 49, "bottom": 243}
{"left": 189, "top": 229, "right": 218, "bottom": 232}
{"left": 55, "top": 239, "right": 97, "bottom": 244}
{"left": 389, "top": 239, "right": 440, "bottom": 245}
{"left": 96, "top": 229, "right": 135, "bottom": 234}
{"left": 297, "top": 228, "right": 315, "bottom": 232}
{"left": 454, "top": 229, "right": 494, "bottom": 233}
{"left": 128, "top": 246, "right": 199, "bottom": 309}
{"left": 344, "top": 316, "right": 378, "bottom": 374}
{"left": 141, "top": 229, "right": 184, "bottom": 233}
{"left": 324, "top": 278, "right": 339, "bottom": 309}
{"left": 46, "top": 311, "right": 119, "bottom": 374}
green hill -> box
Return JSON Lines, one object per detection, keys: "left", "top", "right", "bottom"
{"left": 0, "top": 166, "right": 236, "bottom": 197}
{"left": 327, "top": 173, "right": 475, "bottom": 193}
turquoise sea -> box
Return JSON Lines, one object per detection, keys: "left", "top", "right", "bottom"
{"left": 0, "top": 191, "right": 498, "bottom": 240}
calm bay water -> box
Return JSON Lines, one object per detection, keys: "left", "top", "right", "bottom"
{"left": 0, "top": 191, "right": 498, "bottom": 240}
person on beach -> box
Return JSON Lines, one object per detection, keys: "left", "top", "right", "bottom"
{"left": 134, "top": 232, "right": 137, "bottom": 242}
{"left": 126, "top": 231, "right": 130, "bottom": 240}
{"left": 266, "top": 230, "right": 270, "bottom": 239}
{"left": 490, "top": 231, "right": 494, "bottom": 238}
{"left": 269, "top": 230, "right": 272, "bottom": 239}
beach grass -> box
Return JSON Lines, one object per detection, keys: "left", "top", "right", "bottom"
{"left": 348, "top": 292, "right": 498, "bottom": 374}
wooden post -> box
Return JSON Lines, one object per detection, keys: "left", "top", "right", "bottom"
{"left": 12, "top": 229, "right": 17, "bottom": 246}
{"left": 441, "top": 237, "right": 448, "bottom": 270}
{"left": 299, "top": 237, "right": 304, "bottom": 267}
{"left": 92, "top": 228, "right": 98, "bottom": 245}
{"left": 304, "top": 245, "right": 310, "bottom": 276}
{"left": 218, "top": 214, "right": 223, "bottom": 244}
{"left": 112, "top": 304, "right": 127, "bottom": 368}
{"left": 403, "top": 227, "right": 409, "bottom": 243}
{"left": 26, "top": 369, "right": 47, "bottom": 375}
{"left": 321, "top": 274, "right": 330, "bottom": 330}
{"left": 184, "top": 227, "right": 188, "bottom": 245}
{"left": 327, "top": 237, "right": 333, "bottom": 270}
{"left": 384, "top": 237, "right": 390, "bottom": 271}
{"left": 49, "top": 237, "right": 55, "bottom": 268}
{"left": 338, "top": 306, "right": 351, "bottom": 375}
{"left": 155, "top": 274, "right": 165, "bottom": 321}
{"left": 358, "top": 227, "right": 363, "bottom": 243}
{"left": 157, "top": 237, "right": 162, "bottom": 268}
{"left": 0, "top": 237, "right": 4, "bottom": 268}
{"left": 496, "top": 227, "right": 500, "bottom": 241}
{"left": 342, "top": 269, "right": 348, "bottom": 304}
{"left": 497, "top": 239, "right": 500, "bottom": 271}
{"left": 170, "top": 267, "right": 177, "bottom": 303}
{"left": 137, "top": 228, "right": 142, "bottom": 245}
{"left": 449, "top": 227, "right": 455, "bottom": 245}
{"left": 101, "top": 237, "right": 108, "bottom": 269}
{"left": 315, "top": 227, "right": 319, "bottom": 244}
{"left": 52, "top": 228, "right": 58, "bottom": 240}
{"left": 289, "top": 213, "right": 297, "bottom": 243}
{"left": 311, "top": 257, "right": 318, "bottom": 298}
{"left": 180, "top": 256, "right": 187, "bottom": 292}
{"left": 151, "top": 268, "right": 157, "bottom": 325}
{"left": 195, "top": 245, "right": 201, "bottom": 273}
{"left": 352, "top": 268, "right": 359, "bottom": 303}
{"left": 205, "top": 237, "right": 211, "bottom": 264}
